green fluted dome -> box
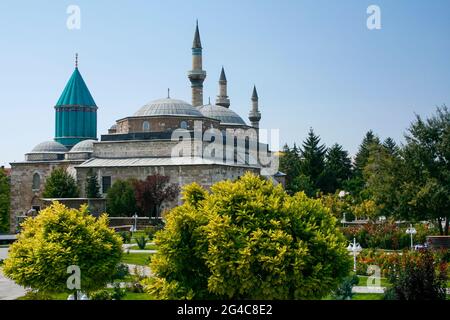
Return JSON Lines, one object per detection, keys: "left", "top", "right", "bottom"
{"left": 56, "top": 68, "right": 96, "bottom": 107}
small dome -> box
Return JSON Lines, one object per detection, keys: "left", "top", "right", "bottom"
{"left": 199, "top": 104, "right": 246, "bottom": 125}
{"left": 70, "top": 139, "right": 96, "bottom": 153}
{"left": 134, "top": 98, "right": 203, "bottom": 117}
{"left": 110, "top": 124, "right": 117, "bottom": 130}
{"left": 31, "top": 141, "right": 68, "bottom": 153}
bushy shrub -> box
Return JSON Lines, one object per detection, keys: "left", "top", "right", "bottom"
{"left": 384, "top": 250, "right": 447, "bottom": 300}
{"left": 89, "top": 289, "right": 112, "bottom": 300}
{"left": 136, "top": 235, "right": 147, "bottom": 250}
{"left": 118, "top": 231, "right": 132, "bottom": 244}
{"left": 146, "top": 173, "right": 351, "bottom": 300}
{"left": 112, "top": 263, "right": 130, "bottom": 280}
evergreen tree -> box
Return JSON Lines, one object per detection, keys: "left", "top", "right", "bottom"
{"left": 354, "top": 130, "right": 381, "bottom": 175}
{"left": 0, "top": 168, "right": 10, "bottom": 233}
{"left": 323, "top": 143, "right": 352, "bottom": 193}
{"left": 85, "top": 169, "right": 101, "bottom": 198}
{"left": 299, "top": 128, "right": 327, "bottom": 195}
{"left": 382, "top": 137, "right": 399, "bottom": 156}
{"left": 42, "top": 168, "right": 79, "bottom": 198}
{"left": 279, "top": 143, "right": 301, "bottom": 194}
{"left": 106, "top": 179, "right": 137, "bottom": 217}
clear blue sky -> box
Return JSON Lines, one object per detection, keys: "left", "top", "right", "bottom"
{"left": 1, "top": 0, "right": 449, "bottom": 166}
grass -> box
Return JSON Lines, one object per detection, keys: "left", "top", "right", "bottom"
{"left": 352, "top": 293, "right": 384, "bottom": 300}
{"left": 128, "top": 244, "right": 158, "bottom": 251}
{"left": 121, "top": 252, "right": 152, "bottom": 266}
{"left": 357, "top": 275, "right": 391, "bottom": 288}
{"left": 17, "top": 290, "right": 154, "bottom": 300}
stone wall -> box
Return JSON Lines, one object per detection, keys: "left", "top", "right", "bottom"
{"left": 9, "top": 160, "right": 83, "bottom": 233}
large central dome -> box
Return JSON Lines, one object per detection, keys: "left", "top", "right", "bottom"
{"left": 134, "top": 98, "right": 203, "bottom": 117}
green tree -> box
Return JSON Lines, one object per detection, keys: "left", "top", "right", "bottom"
{"left": 3, "top": 202, "right": 122, "bottom": 297}
{"left": 146, "top": 173, "right": 351, "bottom": 300}
{"left": 85, "top": 169, "right": 101, "bottom": 198}
{"left": 279, "top": 143, "right": 301, "bottom": 194}
{"left": 323, "top": 143, "right": 352, "bottom": 194}
{"left": 299, "top": 128, "right": 327, "bottom": 196}
{"left": 42, "top": 168, "right": 79, "bottom": 198}
{"left": 0, "top": 168, "right": 10, "bottom": 233}
{"left": 354, "top": 130, "right": 381, "bottom": 176}
{"left": 106, "top": 179, "right": 137, "bottom": 217}
{"left": 399, "top": 106, "right": 450, "bottom": 235}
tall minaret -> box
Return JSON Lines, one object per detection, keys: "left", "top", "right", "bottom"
{"left": 215, "top": 67, "right": 230, "bottom": 108}
{"left": 188, "top": 20, "right": 207, "bottom": 107}
{"left": 249, "top": 86, "right": 261, "bottom": 128}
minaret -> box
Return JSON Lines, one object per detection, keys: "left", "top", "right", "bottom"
{"left": 249, "top": 86, "right": 261, "bottom": 128}
{"left": 188, "top": 20, "right": 207, "bottom": 107}
{"left": 54, "top": 54, "right": 98, "bottom": 148}
{"left": 215, "top": 67, "right": 230, "bottom": 108}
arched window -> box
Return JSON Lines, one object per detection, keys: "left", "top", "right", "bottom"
{"left": 180, "top": 121, "right": 188, "bottom": 130}
{"left": 32, "top": 172, "right": 41, "bottom": 191}
{"left": 143, "top": 121, "right": 150, "bottom": 132}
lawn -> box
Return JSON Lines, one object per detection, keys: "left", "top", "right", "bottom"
{"left": 352, "top": 293, "right": 384, "bottom": 300}
{"left": 121, "top": 252, "right": 152, "bottom": 266}
{"left": 357, "top": 275, "right": 391, "bottom": 288}
{"left": 17, "top": 290, "right": 154, "bottom": 300}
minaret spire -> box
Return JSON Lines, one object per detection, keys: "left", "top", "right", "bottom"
{"left": 188, "top": 20, "right": 207, "bottom": 107}
{"left": 249, "top": 85, "right": 261, "bottom": 129}
{"left": 216, "top": 66, "right": 230, "bottom": 108}
{"left": 75, "top": 53, "right": 78, "bottom": 68}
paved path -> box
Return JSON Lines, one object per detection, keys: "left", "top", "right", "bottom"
{"left": 0, "top": 247, "right": 9, "bottom": 260}
{"left": 352, "top": 286, "right": 385, "bottom": 294}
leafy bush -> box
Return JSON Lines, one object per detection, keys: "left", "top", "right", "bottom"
{"left": 384, "top": 250, "right": 448, "bottom": 300}
{"left": 42, "top": 168, "right": 79, "bottom": 198}
{"left": 3, "top": 202, "right": 122, "bottom": 295}
{"left": 111, "top": 283, "right": 126, "bottom": 300}
{"left": 146, "top": 173, "right": 351, "bottom": 300}
{"left": 106, "top": 179, "right": 137, "bottom": 217}
{"left": 136, "top": 236, "right": 147, "bottom": 250}
{"left": 89, "top": 289, "right": 112, "bottom": 300}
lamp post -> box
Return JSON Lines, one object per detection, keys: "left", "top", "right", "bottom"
{"left": 405, "top": 224, "right": 417, "bottom": 250}
{"left": 130, "top": 213, "right": 138, "bottom": 233}
{"left": 347, "top": 237, "right": 362, "bottom": 273}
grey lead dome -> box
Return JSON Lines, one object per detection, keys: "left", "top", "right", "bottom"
{"left": 70, "top": 139, "right": 96, "bottom": 153}
{"left": 30, "top": 141, "right": 68, "bottom": 153}
{"left": 199, "top": 104, "right": 246, "bottom": 125}
{"left": 134, "top": 98, "right": 203, "bottom": 117}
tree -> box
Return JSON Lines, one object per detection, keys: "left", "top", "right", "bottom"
{"left": 279, "top": 143, "right": 301, "bottom": 194}
{"left": 106, "top": 179, "right": 138, "bottom": 217}
{"left": 323, "top": 143, "right": 352, "bottom": 194}
{"left": 382, "top": 137, "right": 400, "bottom": 157}
{"left": 42, "top": 168, "right": 79, "bottom": 198}
{"left": 85, "top": 169, "right": 100, "bottom": 198}
{"left": 133, "top": 174, "right": 179, "bottom": 217}
{"left": 3, "top": 202, "right": 122, "bottom": 297}
{"left": 146, "top": 173, "right": 351, "bottom": 300}
{"left": 299, "top": 128, "right": 327, "bottom": 196}
{"left": 354, "top": 130, "right": 381, "bottom": 176}
{"left": 0, "top": 168, "right": 10, "bottom": 233}
{"left": 399, "top": 106, "right": 450, "bottom": 235}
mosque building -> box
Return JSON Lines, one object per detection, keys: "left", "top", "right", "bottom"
{"left": 8, "top": 22, "right": 279, "bottom": 233}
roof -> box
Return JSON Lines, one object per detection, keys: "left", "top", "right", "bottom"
{"left": 56, "top": 68, "right": 97, "bottom": 107}
{"left": 219, "top": 67, "right": 227, "bottom": 81}
{"left": 77, "top": 157, "right": 259, "bottom": 169}
{"left": 199, "top": 104, "right": 246, "bottom": 125}
{"left": 70, "top": 139, "right": 96, "bottom": 153}
{"left": 134, "top": 98, "right": 203, "bottom": 117}
{"left": 193, "top": 20, "right": 202, "bottom": 49}
{"left": 30, "top": 141, "right": 68, "bottom": 153}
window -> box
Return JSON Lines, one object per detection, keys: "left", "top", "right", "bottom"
{"left": 32, "top": 173, "right": 41, "bottom": 191}
{"left": 180, "top": 121, "right": 188, "bottom": 129}
{"left": 102, "top": 176, "right": 112, "bottom": 194}
{"left": 142, "top": 121, "right": 150, "bottom": 132}
{"left": 32, "top": 206, "right": 41, "bottom": 213}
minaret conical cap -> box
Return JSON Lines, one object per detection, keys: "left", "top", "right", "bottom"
{"left": 192, "top": 20, "right": 202, "bottom": 49}
{"left": 219, "top": 66, "right": 227, "bottom": 81}
{"left": 252, "top": 85, "right": 258, "bottom": 100}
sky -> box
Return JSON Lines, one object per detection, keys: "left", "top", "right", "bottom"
{"left": 0, "top": 0, "right": 449, "bottom": 166}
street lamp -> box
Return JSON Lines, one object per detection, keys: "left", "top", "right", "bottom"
{"left": 130, "top": 213, "right": 138, "bottom": 233}
{"left": 347, "top": 237, "right": 362, "bottom": 273}
{"left": 405, "top": 224, "right": 417, "bottom": 250}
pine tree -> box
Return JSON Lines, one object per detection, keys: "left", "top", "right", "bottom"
{"left": 382, "top": 137, "right": 399, "bottom": 156}
{"left": 279, "top": 143, "right": 301, "bottom": 193}
{"left": 42, "top": 168, "right": 79, "bottom": 198}
{"left": 300, "top": 128, "right": 327, "bottom": 195}
{"left": 323, "top": 143, "right": 352, "bottom": 193}
{"left": 85, "top": 169, "right": 101, "bottom": 198}
{"left": 354, "top": 130, "right": 381, "bottom": 176}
